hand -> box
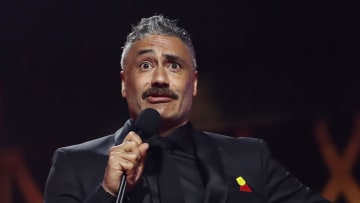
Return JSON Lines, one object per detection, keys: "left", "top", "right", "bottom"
{"left": 102, "top": 131, "right": 149, "bottom": 196}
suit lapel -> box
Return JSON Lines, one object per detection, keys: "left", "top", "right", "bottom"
{"left": 192, "top": 129, "right": 228, "bottom": 203}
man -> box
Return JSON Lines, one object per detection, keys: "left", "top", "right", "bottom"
{"left": 44, "top": 15, "right": 331, "bottom": 203}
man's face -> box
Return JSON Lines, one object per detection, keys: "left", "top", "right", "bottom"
{"left": 121, "top": 34, "right": 198, "bottom": 129}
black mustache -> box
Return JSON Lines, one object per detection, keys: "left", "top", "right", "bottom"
{"left": 142, "top": 87, "right": 179, "bottom": 100}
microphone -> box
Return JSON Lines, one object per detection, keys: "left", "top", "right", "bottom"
{"left": 116, "top": 108, "right": 161, "bottom": 203}
{"left": 133, "top": 108, "right": 162, "bottom": 139}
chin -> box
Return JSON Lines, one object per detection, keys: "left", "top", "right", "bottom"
{"left": 145, "top": 105, "right": 170, "bottom": 115}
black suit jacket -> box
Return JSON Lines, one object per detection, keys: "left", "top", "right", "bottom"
{"left": 44, "top": 120, "right": 331, "bottom": 203}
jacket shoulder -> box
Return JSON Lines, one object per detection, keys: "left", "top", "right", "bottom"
{"left": 52, "top": 134, "right": 115, "bottom": 165}
{"left": 58, "top": 134, "right": 115, "bottom": 153}
{"left": 204, "top": 131, "right": 265, "bottom": 153}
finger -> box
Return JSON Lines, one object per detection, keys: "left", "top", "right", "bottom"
{"left": 119, "top": 141, "right": 141, "bottom": 153}
{"left": 109, "top": 150, "right": 141, "bottom": 164}
{"left": 108, "top": 155, "right": 136, "bottom": 175}
{"left": 132, "top": 143, "right": 149, "bottom": 181}
{"left": 123, "top": 131, "right": 143, "bottom": 145}
{"left": 109, "top": 139, "right": 139, "bottom": 154}
{"left": 118, "top": 143, "right": 148, "bottom": 171}
{"left": 103, "top": 138, "right": 144, "bottom": 195}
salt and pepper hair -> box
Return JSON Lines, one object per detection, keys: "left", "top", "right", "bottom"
{"left": 120, "top": 15, "right": 197, "bottom": 69}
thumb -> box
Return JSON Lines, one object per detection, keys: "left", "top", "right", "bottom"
{"left": 139, "top": 142, "right": 149, "bottom": 158}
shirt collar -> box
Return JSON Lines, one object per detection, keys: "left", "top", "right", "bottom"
{"left": 167, "top": 122, "right": 194, "bottom": 155}
{"left": 115, "top": 119, "right": 194, "bottom": 154}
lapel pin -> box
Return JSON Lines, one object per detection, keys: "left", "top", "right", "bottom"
{"left": 236, "top": 176, "right": 253, "bottom": 192}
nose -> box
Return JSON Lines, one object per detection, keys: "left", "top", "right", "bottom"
{"left": 151, "top": 66, "right": 169, "bottom": 88}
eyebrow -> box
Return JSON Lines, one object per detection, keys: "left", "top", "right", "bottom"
{"left": 163, "top": 54, "right": 184, "bottom": 64}
{"left": 136, "top": 49, "right": 187, "bottom": 65}
{"left": 137, "top": 49, "right": 154, "bottom": 56}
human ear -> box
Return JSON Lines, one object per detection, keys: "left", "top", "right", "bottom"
{"left": 192, "top": 70, "right": 198, "bottom": 96}
{"left": 120, "top": 71, "right": 126, "bottom": 98}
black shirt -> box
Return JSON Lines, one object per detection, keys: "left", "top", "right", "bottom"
{"left": 168, "top": 123, "right": 205, "bottom": 203}
{"left": 127, "top": 122, "right": 205, "bottom": 203}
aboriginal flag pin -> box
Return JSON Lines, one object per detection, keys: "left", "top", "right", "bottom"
{"left": 236, "top": 176, "right": 253, "bottom": 192}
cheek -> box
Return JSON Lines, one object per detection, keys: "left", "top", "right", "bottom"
{"left": 178, "top": 82, "right": 196, "bottom": 102}
{"left": 125, "top": 78, "right": 149, "bottom": 98}
{"left": 126, "top": 82, "right": 140, "bottom": 95}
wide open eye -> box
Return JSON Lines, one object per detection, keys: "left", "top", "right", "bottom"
{"left": 168, "top": 63, "right": 182, "bottom": 72}
{"left": 139, "top": 61, "right": 153, "bottom": 70}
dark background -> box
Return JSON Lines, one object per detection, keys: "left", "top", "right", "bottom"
{"left": 1, "top": 0, "right": 359, "bottom": 202}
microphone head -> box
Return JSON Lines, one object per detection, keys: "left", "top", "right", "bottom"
{"left": 134, "top": 108, "right": 161, "bottom": 139}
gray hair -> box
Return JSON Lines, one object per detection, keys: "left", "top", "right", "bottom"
{"left": 120, "top": 15, "right": 197, "bottom": 69}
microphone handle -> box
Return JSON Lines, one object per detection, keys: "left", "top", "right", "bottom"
{"left": 116, "top": 129, "right": 147, "bottom": 203}
{"left": 116, "top": 130, "right": 142, "bottom": 203}
{"left": 116, "top": 174, "right": 127, "bottom": 203}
